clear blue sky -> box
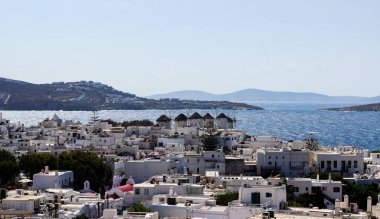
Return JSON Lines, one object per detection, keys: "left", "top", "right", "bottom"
{"left": 0, "top": 0, "right": 379, "bottom": 97}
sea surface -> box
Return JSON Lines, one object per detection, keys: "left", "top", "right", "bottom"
{"left": 1, "top": 102, "right": 380, "bottom": 150}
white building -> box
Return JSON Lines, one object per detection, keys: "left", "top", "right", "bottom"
{"left": 156, "top": 137, "right": 185, "bottom": 148}
{"left": 2, "top": 194, "right": 46, "bottom": 212}
{"left": 204, "top": 151, "right": 226, "bottom": 175}
{"left": 256, "top": 147, "right": 310, "bottom": 177}
{"left": 150, "top": 194, "right": 263, "bottom": 219}
{"left": 310, "top": 146, "right": 365, "bottom": 177}
{"left": 124, "top": 159, "right": 180, "bottom": 183}
{"left": 287, "top": 176, "right": 342, "bottom": 208}
{"left": 32, "top": 167, "right": 74, "bottom": 190}
{"left": 238, "top": 184, "right": 287, "bottom": 211}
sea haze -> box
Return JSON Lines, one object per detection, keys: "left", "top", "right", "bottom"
{"left": 2, "top": 102, "right": 379, "bottom": 150}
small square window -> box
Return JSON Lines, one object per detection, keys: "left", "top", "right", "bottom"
{"left": 333, "top": 187, "right": 340, "bottom": 193}
{"left": 135, "top": 188, "right": 140, "bottom": 195}
{"left": 144, "top": 189, "right": 149, "bottom": 195}
{"left": 266, "top": 193, "right": 272, "bottom": 197}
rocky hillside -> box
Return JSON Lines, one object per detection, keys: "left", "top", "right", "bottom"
{"left": 0, "top": 77, "right": 263, "bottom": 110}
{"left": 325, "top": 102, "right": 380, "bottom": 112}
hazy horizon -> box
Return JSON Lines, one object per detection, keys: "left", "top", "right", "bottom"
{"left": 1, "top": 1, "right": 379, "bottom": 97}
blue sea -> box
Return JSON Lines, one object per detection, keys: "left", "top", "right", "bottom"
{"left": 1, "top": 102, "right": 380, "bottom": 150}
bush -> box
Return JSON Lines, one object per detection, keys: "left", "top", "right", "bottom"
{"left": 127, "top": 202, "right": 151, "bottom": 212}
{"left": 215, "top": 191, "right": 239, "bottom": 206}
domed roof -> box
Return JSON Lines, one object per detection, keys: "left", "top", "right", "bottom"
{"left": 175, "top": 113, "right": 188, "bottom": 121}
{"left": 156, "top": 115, "right": 171, "bottom": 122}
{"left": 189, "top": 112, "right": 202, "bottom": 119}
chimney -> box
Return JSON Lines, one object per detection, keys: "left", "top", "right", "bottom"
{"left": 328, "top": 173, "right": 331, "bottom": 183}
{"left": 367, "top": 196, "right": 372, "bottom": 213}
{"left": 45, "top": 166, "right": 49, "bottom": 174}
{"left": 344, "top": 195, "right": 349, "bottom": 208}
{"left": 317, "top": 174, "right": 320, "bottom": 181}
{"left": 169, "top": 187, "right": 174, "bottom": 196}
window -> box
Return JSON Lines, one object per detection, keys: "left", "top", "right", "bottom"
{"left": 348, "top": 161, "right": 352, "bottom": 168}
{"left": 282, "top": 156, "right": 284, "bottom": 159}
{"left": 144, "top": 189, "right": 149, "bottom": 195}
{"left": 377, "top": 154, "right": 379, "bottom": 159}
{"left": 354, "top": 161, "right": 358, "bottom": 168}
{"left": 135, "top": 188, "right": 140, "bottom": 195}
{"left": 268, "top": 156, "right": 271, "bottom": 159}
{"left": 327, "top": 161, "right": 331, "bottom": 170}
{"left": 212, "top": 154, "right": 215, "bottom": 158}
{"left": 305, "top": 187, "right": 309, "bottom": 192}
{"left": 333, "top": 161, "right": 337, "bottom": 169}
{"left": 333, "top": 187, "right": 340, "bottom": 193}
{"left": 321, "top": 161, "right": 325, "bottom": 169}
{"left": 292, "top": 187, "right": 299, "bottom": 192}
{"left": 266, "top": 193, "right": 272, "bottom": 197}
{"left": 268, "top": 162, "right": 272, "bottom": 165}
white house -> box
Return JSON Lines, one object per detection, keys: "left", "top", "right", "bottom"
{"left": 256, "top": 147, "right": 310, "bottom": 177}
{"left": 238, "top": 184, "right": 287, "bottom": 211}
{"left": 156, "top": 137, "right": 185, "bottom": 148}
{"left": 124, "top": 159, "right": 180, "bottom": 183}
{"left": 309, "top": 146, "right": 365, "bottom": 177}
{"left": 287, "top": 176, "right": 342, "bottom": 208}
{"left": 2, "top": 194, "right": 46, "bottom": 212}
{"left": 33, "top": 167, "right": 74, "bottom": 190}
{"left": 149, "top": 194, "right": 264, "bottom": 219}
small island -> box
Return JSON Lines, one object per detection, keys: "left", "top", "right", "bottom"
{"left": 325, "top": 102, "right": 380, "bottom": 112}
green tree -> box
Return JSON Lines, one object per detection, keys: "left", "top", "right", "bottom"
{"left": 304, "top": 133, "right": 320, "bottom": 151}
{"left": 344, "top": 183, "right": 379, "bottom": 210}
{"left": 58, "top": 151, "right": 112, "bottom": 191}
{"left": 91, "top": 110, "right": 99, "bottom": 123}
{"left": 202, "top": 134, "right": 219, "bottom": 151}
{"left": 215, "top": 191, "right": 239, "bottom": 206}
{"left": 127, "top": 202, "right": 151, "bottom": 212}
{"left": 0, "top": 150, "right": 19, "bottom": 186}
{"left": 19, "top": 153, "right": 58, "bottom": 179}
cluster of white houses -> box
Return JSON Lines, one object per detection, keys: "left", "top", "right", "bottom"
{"left": 1, "top": 112, "right": 380, "bottom": 218}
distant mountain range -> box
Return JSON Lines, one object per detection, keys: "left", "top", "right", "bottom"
{"left": 148, "top": 89, "right": 380, "bottom": 103}
{"left": 0, "top": 77, "right": 261, "bottom": 110}
{"left": 326, "top": 102, "right": 380, "bottom": 112}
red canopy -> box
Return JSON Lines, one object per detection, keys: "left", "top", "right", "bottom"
{"left": 118, "top": 184, "right": 133, "bottom": 192}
